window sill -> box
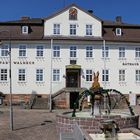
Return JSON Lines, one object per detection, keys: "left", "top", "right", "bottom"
{"left": 52, "top": 81, "right": 61, "bottom": 83}
{"left": 135, "top": 81, "right": 140, "bottom": 84}
{"left": 101, "top": 58, "right": 110, "bottom": 61}
{"left": 36, "top": 57, "right": 45, "bottom": 59}
{"left": 85, "top": 57, "right": 94, "bottom": 60}
{"left": 0, "top": 81, "right": 8, "bottom": 83}
{"left": 18, "top": 56, "right": 27, "bottom": 59}
{"left": 135, "top": 58, "right": 140, "bottom": 61}
{"left": 53, "top": 34, "right": 61, "bottom": 35}
{"left": 85, "top": 34, "right": 93, "bottom": 36}
{"left": 119, "top": 82, "right": 127, "bottom": 85}
{"left": 102, "top": 81, "right": 110, "bottom": 84}
{"left": 118, "top": 58, "right": 127, "bottom": 61}
{"left": 18, "top": 81, "right": 27, "bottom": 84}
{"left": 52, "top": 57, "right": 61, "bottom": 59}
{"left": 0, "top": 56, "right": 9, "bottom": 58}
{"left": 36, "top": 81, "right": 45, "bottom": 84}
{"left": 69, "top": 58, "right": 78, "bottom": 60}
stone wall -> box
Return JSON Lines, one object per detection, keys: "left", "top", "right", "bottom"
{"left": 56, "top": 112, "right": 138, "bottom": 134}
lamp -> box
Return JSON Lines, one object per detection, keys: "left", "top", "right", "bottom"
{"left": 0, "top": 30, "right": 13, "bottom": 130}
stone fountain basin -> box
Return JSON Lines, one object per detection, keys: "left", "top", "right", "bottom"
{"left": 67, "top": 111, "right": 132, "bottom": 118}
{"left": 89, "top": 133, "right": 140, "bottom": 140}
{"left": 56, "top": 111, "right": 138, "bottom": 134}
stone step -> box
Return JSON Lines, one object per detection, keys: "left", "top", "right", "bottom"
{"left": 32, "top": 98, "right": 48, "bottom": 109}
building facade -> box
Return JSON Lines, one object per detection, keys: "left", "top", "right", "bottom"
{"left": 0, "top": 4, "right": 140, "bottom": 108}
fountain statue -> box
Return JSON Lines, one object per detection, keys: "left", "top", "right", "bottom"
{"left": 100, "top": 119, "right": 119, "bottom": 139}
{"left": 72, "top": 71, "right": 135, "bottom": 117}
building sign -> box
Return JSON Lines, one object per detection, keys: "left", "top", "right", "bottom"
{"left": 0, "top": 61, "right": 9, "bottom": 64}
{"left": 0, "top": 61, "right": 35, "bottom": 65}
{"left": 13, "top": 61, "right": 34, "bottom": 65}
{"left": 122, "top": 62, "right": 139, "bottom": 66}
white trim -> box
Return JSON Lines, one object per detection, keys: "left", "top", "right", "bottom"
{"left": 116, "top": 28, "right": 122, "bottom": 36}
{"left": 22, "top": 26, "right": 29, "bottom": 34}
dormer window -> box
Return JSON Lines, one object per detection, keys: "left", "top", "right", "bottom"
{"left": 116, "top": 28, "right": 122, "bottom": 36}
{"left": 22, "top": 26, "right": 29, "bottom": 34}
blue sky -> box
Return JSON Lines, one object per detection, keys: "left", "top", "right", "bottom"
{"left": 0, "top": 0, "right": 140, "bottom": 24}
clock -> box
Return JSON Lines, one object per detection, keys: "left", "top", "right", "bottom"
{"left": 69, "top": 8, "right": 77, "bottom": 15}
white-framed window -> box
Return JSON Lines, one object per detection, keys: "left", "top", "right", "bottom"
{"left": 53, "top": 46, "right": 60, "bottom": 58}
{"left": 86, "top": 69, "right": 93, "bottom": 81}
{"left": 116, "top": 28, "right": 122, "bottom": 36}
{"left": 22, "top": 26, "right": 29, "bottom": 34}
{"left": 53, "top": 24, "right": 60, "bottom": 35}
{"left": 36, "top": 69, "right": 43, "bottom": 82}
{"left": 53, "top": 69, "right": 60, "bottom": 82}
{"left": 119, "top": 47, "right": 125, "bottom": 58}
{"left": 86, "top": 46, "right": 93, "bottom": 58}
{"left": 135, "top": 48, "right": 140, "bottom": 58}
{"left": 19, "top": 45, "right": 26, "bottom": 57}
{"left": 102, "top": 46, "right": 109, "bottom": 58}
{"left": 70, "top": 46, "right": 77, "bottom": 58}
{"left": 1, "top": 45, "right": 9, "bottom": 57}
{"left": 136, "top": 70, "right": 140, "bottom": 82}
{"left": 86, "top": 24, "right": 92, "bottom": 36}
{"left": 70, "top": 24, "right": 76, "bottom": 35}
{"left": 0, "top": 69, "right": 8, "bottom": 81}
{"left": 102, "top": 69, "right": 109, "bottom": 82}
{"left": 119, "top": 69, "right": 125, "bottom": 82}
{"left": 36, "top": 46, "right": 44, "bottom": 57}
{"left": 18, "top": 69, "right": 26, "bottom": 82}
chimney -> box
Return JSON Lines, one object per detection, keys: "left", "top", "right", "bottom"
{"left": 21, "top": 16, "right": 30, "bottom": 20}
{"left": 88, "top": 10, "right": 93, "bottom": 14}
{"left": 116, "top": 16, "right": 122, "bottom": 23}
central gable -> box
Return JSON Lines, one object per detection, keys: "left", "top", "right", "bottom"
{"left": 44, "top": 4, "right": 102, "bottom": 37}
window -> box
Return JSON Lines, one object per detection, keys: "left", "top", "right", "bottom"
{"left": 86, "top": 70, "right": 92, "bottom": 81}
{"left": 53, "top": 24, "right": 60, "bottom": 35}
{"left": 102, "top": 69, "right": 109, "bottom": 82}
{"left": 0, "top": 69, "right": 7, "bottom": 81}
{"left": 53, "top": 46, "right": 60, "bottom": 58}
{"left": 19, "top": 45, "right": 26, "bottom": 57}
{"left": 69, "top": 8, "right": 77, "bottom": 20}
{"left": 86, "top": 46, "right": 93, "bottom": 58}
{"left": 70, "top": 24, "right": 76, "bottom": 35}
{"left": 36, "top": 46, "right": 44, "bottom": 57}
{"left": 102, "top": 46, "right": 109, "bottom": 58}
{"left": 119, "top": 70, "right": 125, "bottom": 82}
{"left": 116, "top": 28, "right": 122, "bottom": 36}
{"left": 119, "top": 47, "right": 125, "bottom": 58}
{"left": 135, "top": 48, "right": 140, "bottom": 58}
{"left": 18, "top": 69, "right": 26, "bottom": 82}
{"left": 86, "top": 25, "right": 92, "bottom": 35}
{"left": 22, "top": 26, "right": 28, "bottom": 34}
{"left": 136, "top": 70, "right": 140, "bottom": 82}
{"left": 70, "top": 46, "right": 77, "bottom": 58}
{"left": 36, "top": 69, "right": 43, "bottom": 82}
{"left": 1, "top": 45, "right": 9, "bottom": 57}
{"left": 53, "top": 69, "right": 60, "bottom": 81}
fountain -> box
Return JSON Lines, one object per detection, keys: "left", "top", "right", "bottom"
{"left": 72, "top": 71, "right": 134, "bottom": 117}
{"left": 56, "top": 72, "right": 139, "bottom": 139}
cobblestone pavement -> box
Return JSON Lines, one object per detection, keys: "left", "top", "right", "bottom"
{"left": 0, "top": 107, "right": 60, "bottom": 140}
{"left": 0, "top": 106, "right": 140, "bottom": 140}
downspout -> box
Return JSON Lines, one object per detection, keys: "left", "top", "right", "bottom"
{"left": 103, "top": 39, "right": 106, "bottom": 109}
{"left": 50, "top": 39, "right": 53, "bottom": 112}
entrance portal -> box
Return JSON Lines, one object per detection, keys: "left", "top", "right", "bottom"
{"left": 66, "top": 69, "right": 80, "bottom": 87}
{"left": 70, "top": 92, "right": 79, "bottom": 109}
